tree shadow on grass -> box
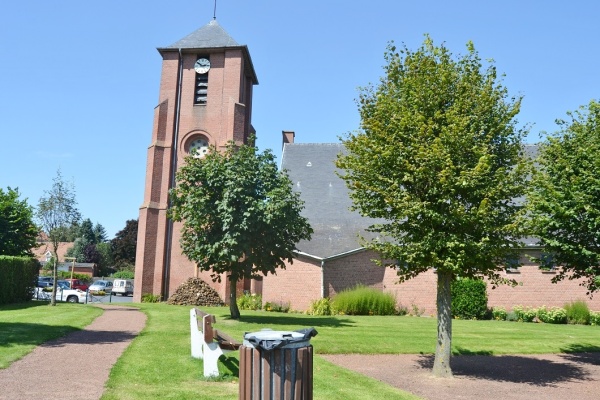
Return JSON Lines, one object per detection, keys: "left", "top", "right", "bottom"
{"left": 416, "top": 351, "right": 593, "bottom": 386}
{"left": 1, "top": 301, "right": 53, "bottom": 311}
{"left": 560, "top": 344, "right": 600, "bottom": 366}
{"left": 0, "top": 307, "right": 141, "bottom": 349}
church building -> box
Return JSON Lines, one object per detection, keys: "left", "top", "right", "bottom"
{"left": 135, "top": 20, "right": 600, "bottom": 314}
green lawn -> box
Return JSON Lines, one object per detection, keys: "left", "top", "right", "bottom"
{"left": 2, "top": 302, "right": 600, "bottom": 399}
{"left": 0, "top": 302, "right": 102, "bottom": 368}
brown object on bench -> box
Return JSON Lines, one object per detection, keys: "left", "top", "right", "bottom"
{"left": 194, "top": 308, "right": 241, "bottom": 351}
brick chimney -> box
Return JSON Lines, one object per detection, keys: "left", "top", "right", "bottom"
{"left": 282, "top": 130, "right": 295, "bottom": 149}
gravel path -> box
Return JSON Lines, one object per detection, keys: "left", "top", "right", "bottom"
{"left": 322, "top": 352, "right": 600, "bottom": 400}
{"left": 0, "top": 305, "right": 146, "bottom": 400}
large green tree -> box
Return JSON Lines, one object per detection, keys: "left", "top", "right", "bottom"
{"left": 37, "top": 169, "right": 81, "bottom": 306}
{"left": 65, "top": 218, "right": 109, "bottom": 263}
{"left": 337, "top": 37, "right": 529, "bottom": 377}
{"left": 526, "top": 100, "right": 600, "bottom": 292}
{"left": 93, "top": 223, "right": 108, "bottom": 243}
{"left": 169, "top": 140, "right": 313, "bottom": 319}
{"left": 95, "top": 242, "right": 114, "bottom": 276}
{"left": 0, "top": 187, "right": 38, "bottom": 256}
{"left": 111, "top": 219, "right": 138, "bottom": 269}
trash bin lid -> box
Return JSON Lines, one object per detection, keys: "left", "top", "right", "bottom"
{"left": 243, "top": 328, "right": 317, "bottom": 351}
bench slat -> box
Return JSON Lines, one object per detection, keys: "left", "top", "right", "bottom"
{"left": 216, "top": 330, "right": 242, "bottom": 350}
{"left": 195, "top": 308, "right": 241, "bottom": 350}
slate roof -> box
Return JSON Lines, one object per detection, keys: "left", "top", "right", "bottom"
{"left": 161, "top": 19, "right": 239, "bottom": 50}
{"left": 281, "top": 143, "right": 384, "bottom": 259}
{"left": 282, "top": 142, "right": 542, "bottom": 259}
{"left": 157, "top": 19, "right": 258, "bottom": 84}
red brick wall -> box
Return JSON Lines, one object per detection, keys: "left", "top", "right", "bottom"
{"left": 487, "top": 267, "right": 600, "bottom": 312}
{"left": 260, "top": 250, "right": 600, "bottom": 314}
{"left": 262, "top": 256, "right": 322, "bottom": 311}
{"left": 324, "top": 251, "right": 386, "bottom": 296}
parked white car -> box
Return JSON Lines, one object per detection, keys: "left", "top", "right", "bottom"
{"left": 32, "top": 281, "right": 88, "bottom": 303}
{"left": 89, "top": 280, "right": 113, "bottom": 294}
{"left": 112, "top": 279, "right": 134, "bottom": 296}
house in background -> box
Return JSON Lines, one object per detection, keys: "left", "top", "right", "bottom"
{"left": 32, "top": 241, "right": 96, "bottom": 277}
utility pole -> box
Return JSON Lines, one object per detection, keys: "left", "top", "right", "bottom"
{"left": 65, "top": 257, "right": 76, "bottom": 285}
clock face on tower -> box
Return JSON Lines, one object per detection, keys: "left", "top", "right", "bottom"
{"left": 194, "top": 58, "right": 210, "bottom": 74}
{"left": 189, "top": 138, "right": 209, "bottom": 158}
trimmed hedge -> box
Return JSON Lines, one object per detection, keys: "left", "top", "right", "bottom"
{"left": 0, "top": 256, "right": 39, "bottom": 304}
{"left": 451, "top": 278, "right": 488, "bottom": 320}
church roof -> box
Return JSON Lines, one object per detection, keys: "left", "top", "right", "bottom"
{"left": 161, "top": 19, "right": 239, "bottom": 49}
{"left": 281, "top": 143, "right": 384, "bottom": 260}
{"left": 282, "top": 142, "right": 542, "bottom": 260}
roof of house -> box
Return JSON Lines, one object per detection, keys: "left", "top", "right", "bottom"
{"left": 281, "top": 143, "right": 384, "bottom": 259}
{"left": 281, "top": 142, "right": 542, "bottom": 259}
{"left": 32, "top": 241, "right": 74, "bottom": 262}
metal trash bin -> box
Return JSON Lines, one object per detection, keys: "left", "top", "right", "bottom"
{"left": 239, "top": 328, "right": 318, "bottom": 400}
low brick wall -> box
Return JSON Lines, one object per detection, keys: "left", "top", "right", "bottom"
{"left": 262, "top": 255, "right": 322, "bottom": 311}
{"left": 261, "top": 250, "right": 600, "bottom": 315}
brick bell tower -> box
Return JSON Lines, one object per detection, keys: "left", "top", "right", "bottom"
{"left": 134, "top": 19, "right": 258, "bottom": 302}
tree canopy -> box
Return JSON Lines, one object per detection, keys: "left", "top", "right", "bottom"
{"left": 337, "top": 37, "right": 529, "bottom": 377}
{"left": 169, "top": 140, "right": 313, "bottom": 319}
{"left": 0, "top": 187, "right": 38, "bottom": 257}
{"left": 111, "top": 219, "right": 138, "bottom": 269}
{"left": 36, "top": 169, "right": 81, "bottom": 305}
{"left": 65, "top": 218, "right": 109, "bottom": 265}
{"left": 526, "top": 100, "right": 600, "bottom": 292}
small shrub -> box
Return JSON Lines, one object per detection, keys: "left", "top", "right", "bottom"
{"left": 332, "top": 285, "right": 396, "bottom": 316}
{"left": 237, "top": 292, "right": 262, "bottom": 310}
{"left": 397, "top": 304, "right": 408, "bottom": 316}
{"left": 564, "top": 300, "right": 590, "bottom": 325}
{"left": 590, "top": 311, "right": 600, "bottom": 326}
{"left": 506, "top": 311, "right": 518, "bottom": 321}
{"left": 112, "top": 270, "right": 135, "bottom": 279}
{"left": 307, "top": 298, "right": 334, "bottom": 315}
{"left": 536, "top": 305, "right": 548, "bottom": 322}
{"left": 512, "top": 305, "right": 537, "bottom": 322}
{"left": 537, "top": 306, "right": 567, "bottom": 324}
{"left": 141, "top": 293, "right": 162, "bottom": 303}
{"left": 451, "top": 278, "right": 488, "bottom": 320}
{"left": 547, "top": 307, "right": 567, "bottom": 324}
{"left": 410, "top": 302, "right": 425, "bottom": 317}
{"left": 57, "top": 271, "right": 92, "bottom": 283}
{"left": 492, "top": 307, "right": 507, "bottom": 321}
{"left": 264, "top": 301, "right": 290, "bottom": 313}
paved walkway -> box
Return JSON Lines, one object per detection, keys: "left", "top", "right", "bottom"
{"left": 0, "top": 305, "right": 146, "bottom": 400}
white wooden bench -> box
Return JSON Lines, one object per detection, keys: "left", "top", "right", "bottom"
{"left": 190, "top": 308, "right": 241, "bottom": 377}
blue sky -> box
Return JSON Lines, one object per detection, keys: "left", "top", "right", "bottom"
{"left": 1, "top": 0, "right": 598, "bottom": 239}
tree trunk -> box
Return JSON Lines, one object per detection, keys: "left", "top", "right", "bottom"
{"left": 50, "top": 255, "right": 58, "bottom": 307}
{"left": 229, "top": 278, "right": 240, "bottom": 320}
{"left": 432, "top": 270, "right": 453, "bottom": 377}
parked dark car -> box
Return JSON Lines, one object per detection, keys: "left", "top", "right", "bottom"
{"left": 37, "top": 276, "right": 54, "bottom": 288}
